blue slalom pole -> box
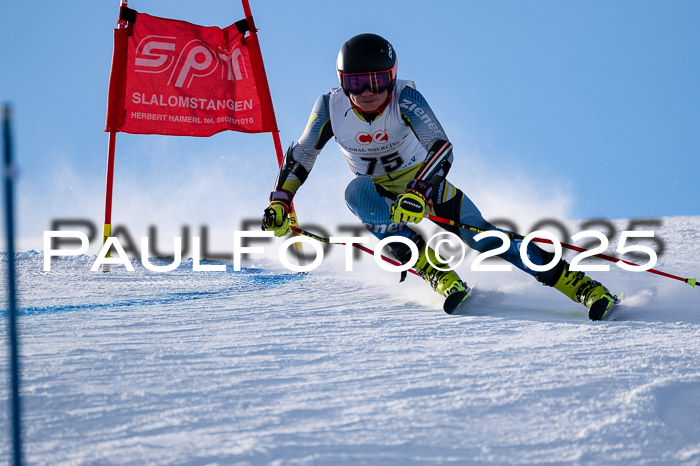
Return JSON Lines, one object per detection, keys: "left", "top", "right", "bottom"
{"left": 3, "top": 104, "right": 23, "bottom": 466}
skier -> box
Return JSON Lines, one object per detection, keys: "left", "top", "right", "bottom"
{"left": 261, "top": 33, "right": 616, "bottom": 316}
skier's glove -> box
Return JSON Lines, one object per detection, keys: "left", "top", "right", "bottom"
{"left": 390, "top": 179, "right": 433, "bottom": 224}
{"left": 261, "top": 191, "right": 293, "bottom": 237}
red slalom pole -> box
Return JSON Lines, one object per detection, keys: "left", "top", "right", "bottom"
{"left": 102, "top": 131, "right": 117, "bottom": 271}
{"left": 240, "top": 0, "right": 305, "bottom": 263}
{"left": 102, "top": 0, "right": 130, "bottom": 272}
{"left": 238, "top": 1, "right": 284, "bottom": 193}
{"left": 426, "top": 213, "right": 696, "bottom": 288}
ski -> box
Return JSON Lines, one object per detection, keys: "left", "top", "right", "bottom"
{"left": 443, "top": 283, "right": 476, "bottom": 315}
{"left": 588, "top": 292, "right": 624, "bottom": 321}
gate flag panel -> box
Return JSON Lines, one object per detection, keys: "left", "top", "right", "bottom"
{"left": 105, "top": 8, "right": 277, "bottom": 137}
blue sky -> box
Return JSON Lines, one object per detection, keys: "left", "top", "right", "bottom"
{"left": 1, "top": 0, "right": 698, "bottom": 249}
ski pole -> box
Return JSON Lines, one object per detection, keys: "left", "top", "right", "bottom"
{"left": 289, "top": 225, "right": 420, "bottom": 277}
{"left": 426, "top": 214, "right": 697, "bottom": 288}
{"left": 4, "top": 104, "right": 24, "bottom": 466}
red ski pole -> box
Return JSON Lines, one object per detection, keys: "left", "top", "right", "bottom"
{"left": 426, "top": 214, "right": 696, "bottom": 288}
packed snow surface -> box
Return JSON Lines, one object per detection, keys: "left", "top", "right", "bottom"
{"left": 2, "top": 216, "right": 700, "bottom": 464}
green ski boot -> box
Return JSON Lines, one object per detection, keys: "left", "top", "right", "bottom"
{"left": 414, "top": 245, "right": 470, "bottom": 314}
{"left": 552, "top": 262, "right": 617, "bottom": 320}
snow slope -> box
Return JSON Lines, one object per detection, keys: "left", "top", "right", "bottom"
{"left": 1, "top": 216, "right": 699, "bottom": 465}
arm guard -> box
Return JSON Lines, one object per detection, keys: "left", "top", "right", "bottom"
{"left": 270, "top": 142, "right": 310, "bottom": 203}
{"left": 414, "top": 139, "right": 453, "bottom": 188}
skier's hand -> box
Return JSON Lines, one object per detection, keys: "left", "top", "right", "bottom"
{"left": 390, "top": 179, "right": 432, "bottom": 224}
{"left": 261, "top": 201, "right": 291, "bottom": 237}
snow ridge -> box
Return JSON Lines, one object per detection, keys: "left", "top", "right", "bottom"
{"left": 1, "top": 216, "right": 699, "bottom": 464}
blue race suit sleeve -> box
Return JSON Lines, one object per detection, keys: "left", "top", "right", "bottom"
{"left": 398, "top": 85, "right": 454, "bottom": 188}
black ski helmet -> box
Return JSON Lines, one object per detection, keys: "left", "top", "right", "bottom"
{"left": 336, "top": 33, "right": 398, "bottom": 95}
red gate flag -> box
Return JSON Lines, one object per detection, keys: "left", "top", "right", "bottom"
{"left": 105, "top": 7, "right": 278, "bottom": 136}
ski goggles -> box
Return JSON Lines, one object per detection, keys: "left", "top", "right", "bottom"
{"left": 339, "top": 69, "right": 394, "bottom": 95}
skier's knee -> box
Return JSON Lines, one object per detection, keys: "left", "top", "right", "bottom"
{"left": 462, "top": 233, "right": 500, "bottom": 252}
{"left": 344, "top": 176, "right": 375, "bottom": 211}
